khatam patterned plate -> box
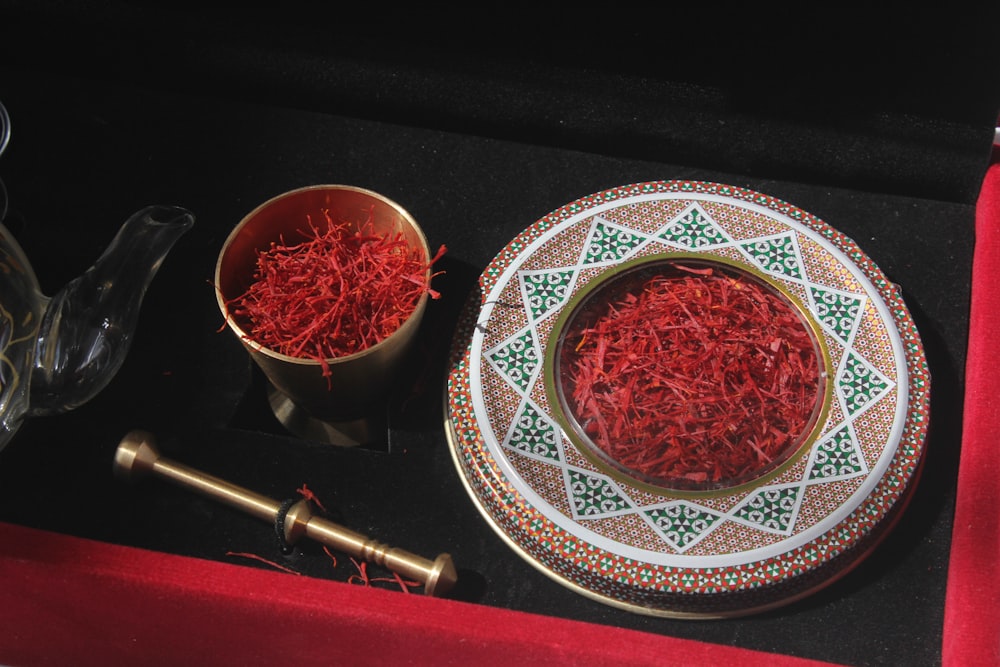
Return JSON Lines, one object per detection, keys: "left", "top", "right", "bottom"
{"left": 444, "top": 181, "right": 929, "bottom": 618}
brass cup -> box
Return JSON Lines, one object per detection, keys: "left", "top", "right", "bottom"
{"left": 215, "top": 185, "right": 431, "bottom": 445}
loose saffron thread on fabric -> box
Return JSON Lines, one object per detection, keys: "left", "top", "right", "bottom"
{"left": 225, "top": 551, "right": 302, "bottom": 575}
{"left": 564, "top": 265, "right": 820, "bottom": 485}
{"left": 226, "top": 207, "right": 446, "bottom": 386}
{"left": 225, "top": 484, "right": 421, "bottom": 593}
{"left": 346, "top": 557, "right": 419, "bottom": 594}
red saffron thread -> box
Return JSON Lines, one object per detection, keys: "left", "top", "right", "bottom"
{"left": 297, "top": 483, "right": 328, "bottom": 514}
{"left": 348, "top": 557, "right": 371, "bottom": 587}
{"left": 226, "top": 551, "right": 302, "bottom": 575}
{"left": 322, "top": 545, "right": 339, "bottom": 568}
{"left": 226, "top": 208, "right": 446, "bottom": 385}
{"left": 563, "top": 264, "right": 820, "bottom": 486}
{"left": 388, "top": 571, "right": 416, "bottom": 594}
{"left": 347, "top": 557, "right": 420, "bottom": 593}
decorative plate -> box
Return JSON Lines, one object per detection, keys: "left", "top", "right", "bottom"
{"left": 444, "top": 181, "right": 929, "bottom": 617}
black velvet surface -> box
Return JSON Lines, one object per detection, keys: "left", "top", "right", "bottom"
{"left": 1, "top": 5, "right": 998, "bottom": 666}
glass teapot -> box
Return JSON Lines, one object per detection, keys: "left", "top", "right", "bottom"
{"left": 0, "top": 101, "right": 195, "bottom": 451}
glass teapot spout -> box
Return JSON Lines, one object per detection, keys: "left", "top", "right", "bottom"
{"left": 28, "top": 205, "right": 195, "bottom": 415}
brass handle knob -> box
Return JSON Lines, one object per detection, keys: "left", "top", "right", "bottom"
{"left": 113, "top": 430, "right": 457, "bottom": 597}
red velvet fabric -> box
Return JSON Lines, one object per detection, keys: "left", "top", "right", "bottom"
{"left": 942, "top": 151, "right": 1000, "bottom": 667}
{"left": 0, "top": 522, "right": 837, "bottom": 666}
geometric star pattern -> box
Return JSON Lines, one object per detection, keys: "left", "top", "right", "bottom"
{"left": 644, "top": 503, "right": 724, "bottom": 551}
{"left": 488, "top": 202, "right": 898, "bottom": 553}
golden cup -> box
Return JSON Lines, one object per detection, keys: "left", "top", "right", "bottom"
{"left": 215, "top": 185, "right": 432, "bottom": 446}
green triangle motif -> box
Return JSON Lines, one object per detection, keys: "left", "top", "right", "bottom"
{"left": 734, "top": 486, "right": 802, "bottom": 533}
{"left": 810, "top": 286, "right": 864, "bottom": 345}
{"left": 520, "top": 269, "right": 575, "bottom": 322}
{"left": 568, "top": 470, "right": 630, "bottom": 517}
{"left": 583, "top": 219, "right": 643, "bottom": 264}
{"left": 808, "top": 425, "right": 865, "bottom": 481}
{"left": 505, "top": 401, "right": 561, "bottom": 461}
{"left": 837, "top": 351, "right": 892, "bottom": 417}
{"left": 658, "top": 206, "right": 728, "bottom": 248}
{"left": 487, "top": 328, "right": 540, "bottom": 394}
{"left": 739, "top": 233, "right": 803, "bottom": 280}
{"left": 645, "top": 503, "right": 723, "bottom": 551}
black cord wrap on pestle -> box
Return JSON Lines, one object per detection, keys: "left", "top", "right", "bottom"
{"left": 274, "top": 498, "right": 298, "bottom": 555}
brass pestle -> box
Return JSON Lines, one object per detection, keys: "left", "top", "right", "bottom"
{"left": 113, "top": 430, "right": 457, "bottom": 597}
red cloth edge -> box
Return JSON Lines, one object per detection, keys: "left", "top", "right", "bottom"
{"left": 942, "top": 151, "right": 1000, "bottom": 666}
{"left": 0, "top": 520, "right": 840, "bottom": 667}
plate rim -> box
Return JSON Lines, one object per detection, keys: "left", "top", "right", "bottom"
{"left": 445, "top": 179, "right": 931, "bottom": 615}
